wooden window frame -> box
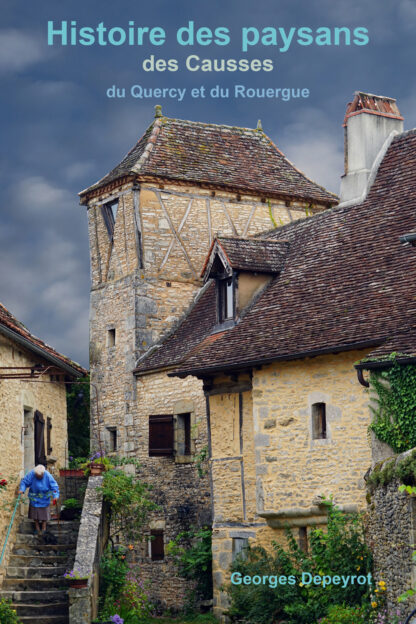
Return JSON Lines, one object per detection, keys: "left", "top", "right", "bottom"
{"left": 47, "top": 417, "right": 52, "bottom": 455}
{"left": 312, "top": 402, "right": 327, "bottom": 440}
{"left": 218, "top": 276, "right": 235, "bottom": 323}
{"left": 149, "top": 415, "right": 174, "bottom": 456}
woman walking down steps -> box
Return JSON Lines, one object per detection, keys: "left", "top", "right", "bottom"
{"left": 19, "top": 464, "right": 59, "bottom": 536}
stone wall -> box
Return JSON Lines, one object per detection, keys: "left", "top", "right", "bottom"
{"left": 0, "top": 333, "right": 68, "bottom": 581}
{"left": 86, "top": 177, "right": 329, "bottom": 607}
{"left": 207, "top": 350, "right": 373, "bottom": 619}
{"left": 366, "top": 453, "right": 416, "bottom": 614}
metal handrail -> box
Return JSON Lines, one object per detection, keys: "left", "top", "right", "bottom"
{"left": 0, "top": 494, "right": 21, "bottom": 567}
{"left": 405, "top": 607, "right": 416, "bottom": 624}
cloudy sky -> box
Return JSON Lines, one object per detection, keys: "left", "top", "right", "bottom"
{"left": 1, "top": 0, "right": 416, "bottom": 368}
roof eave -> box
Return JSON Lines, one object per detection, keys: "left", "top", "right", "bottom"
{"left": 0, "top": 324, "right": 86, "bottom": 378}
{"left": 169, "top": 339, "right": 381, "bottom": 379}
{"left": 80, "top": 172, "right": 338, "bottom": 207}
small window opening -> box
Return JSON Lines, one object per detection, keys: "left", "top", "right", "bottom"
{"left": 150, "top": 530, "right": 164, "bottom": 560}
{"left": 101, "top": 200, "right": 118, "bottom": 241}
{"left": 312, "top": 402, "right": 327, "bottom": 439}
{"left": 232, "top": 537, "right": 248, "bottom": 561}
{"left": 108, "top": 328, "right": 116, "bottom": 347}
{"left": 107, "top": 427, "right": 117, "bottom": 452}
{"left": 177, "top": 413, "right": 191, "bottom": 456}
{"left": 298, "top": 527, "right": 308, "bottom": 553}
{"left": 219, "top": 277, "right": 234, "bottom": 322}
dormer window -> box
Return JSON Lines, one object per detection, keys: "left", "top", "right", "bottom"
{"left": 219, "top": 276, "right": 234, "bottom": 322}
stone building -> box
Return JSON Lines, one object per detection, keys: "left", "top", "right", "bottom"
{"left": 80, "top": 106, "right": 336, "bottom": 606}
{"left": 0, "top": 301, "right": 85, "bottom": 579}
{"left": 133, "top": 93, "right": 416, "bottom": 616}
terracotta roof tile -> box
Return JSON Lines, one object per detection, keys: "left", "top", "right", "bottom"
{"left": 202, "top": 237, "right": 289, "bottom": 278}
{"left": 145, "top": 128, "right": 416, "bottom": 376}
{"left": 0, "top": 302, "right": 86, "bottom": 377}
{"left": 81, "top": 115, "right": 337, "bottom": 205}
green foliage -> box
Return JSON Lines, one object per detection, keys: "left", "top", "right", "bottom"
{"left": 99, "top": 550, "right": 152, "bottom": 623}
{"left": 166, "top": 526, "right": 213, "bottom": 603}
{"left": 317, "top": 604, "right": 368, "bottom": 623}
{"left": 194, "top": 445, "right": 209, "bottom": 478}
{"left": 367, "top": 449, "right": 416, "bottom": 491}
{"left": 226, "top": 502, "right": 372, "bottom": 624}
{"left": 62, "top": 498, "right": 81, "bottom": 509}
{"left": 99, "top": 546, "right": 129, "bottom": 611}
{"left": 100, "top": 467, "right": 156, "bottom": 544}
{"left": 67, "top": 376, "right": 90, "bottom": 458}
{"left": 369, "top": 363, "right": 416, "bottom": 453}
{"left": 0, "top": 598, "right": 22, "bottom": 623}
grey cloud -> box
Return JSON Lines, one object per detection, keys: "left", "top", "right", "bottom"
{"left": 0, "top": 29, "right": 50, "bottom": 74}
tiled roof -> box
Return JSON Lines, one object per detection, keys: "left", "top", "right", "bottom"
{"left": 80, "top": 114, "right": 338, "bottom": 205}
{"left": 202, "top": 237, "right": 290, "bottom": 278}
{"left": 0, "top": 302, "right": 86, "bottom": 377}
{"left": 138, "top": 128, "right": 416, "bottom": 377}
{"left": 361, "top": 327, "right": 416, "bottom": 362}
{"left": 343, "top": 91, "right": 403, "bottom": 125}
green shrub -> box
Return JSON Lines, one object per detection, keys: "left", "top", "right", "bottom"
{"left": 0, "top": 598, "right": 22, "bottom": 623}
{"left": 167, "top": 526, "right": 213, "bottom": 604}
{"left": 318, "top": 604, "right": 368, "bottom": 623}
{"left": 226, "top": 501, "right": 373, "bottom": 624}
{"left": 99, "top": 546, "right": 129, "bottom": 615}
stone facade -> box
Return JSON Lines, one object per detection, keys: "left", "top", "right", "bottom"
{"left": 206, "top": 350, "right": 373, "bottom": 618}
{"left": 0, "top": 333, "right": 69, "bottom": 581}
{"left": 366, "top": 453, "right": 416, "bottom": 615}
{"left": 85, "top": 176, "right": 326, "bottom": 606}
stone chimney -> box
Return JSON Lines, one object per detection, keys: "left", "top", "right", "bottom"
{"left": 340, "top": 91, "right": 403, "bottom": 204}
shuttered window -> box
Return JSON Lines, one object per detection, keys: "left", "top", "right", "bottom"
{"left": 47, "top": 417, "right": 52, "bottom": 455}
{"left": 150, "top": 530, "right": 164, "bottom": 560}
{"left": 149, "top": 415, "right": 174, "bottom": 456}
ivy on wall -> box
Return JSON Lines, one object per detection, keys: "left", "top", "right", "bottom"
{"left": 369, "top": 362, "right": 416, "bottom": 453}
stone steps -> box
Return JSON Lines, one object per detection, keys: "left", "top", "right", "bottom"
{"left": 7, "top": 566, "right": 68, "bottom": 578}
{"left": 11, "top": 600, "right": 68, "bottom": 616}
{"left": 2, "top": 577, "right": 71, "bottom": 590}
{"left": 8, "top": 554, "right": 73, "bottom": 566}
{"left": 0, "top": 516, "right": 81, "bottom": 623}
{"left": 18, "top": 616, "right": 68, "bottom": 624}
{"left": 0, "top": 589, "right": 68, "bottom": 603}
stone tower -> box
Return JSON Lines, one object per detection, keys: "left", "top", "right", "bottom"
{"left": 80, "top": 107, "right": 337, "bottom": 607}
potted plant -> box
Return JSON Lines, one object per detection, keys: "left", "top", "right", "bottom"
{"left": 63, "top": 568, "right": 90, "bottom": 588}
{"left": 60, "top": 457, "right": 87, "bottom": 477}
{"left": 60, "top": 498, "right": 82, "bottom": 520}
{"left": 85, "top": 453, "right": 114, "bottom": 476}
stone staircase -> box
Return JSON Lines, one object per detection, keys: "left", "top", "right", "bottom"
{"left": 0, "top": 518, "right": 80, "bottom": 624}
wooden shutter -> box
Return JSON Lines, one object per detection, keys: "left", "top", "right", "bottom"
{"left": 34, "top": 410, "right": 46, "bottom": 466}
{"left": 149, "top": 415, "right": 174, "bottom": 456}
{"left": 150, "top": 530, "right": 164, "bottom": 560}
{"left": 47, "top": 417, "right": 52, "bottom": 455}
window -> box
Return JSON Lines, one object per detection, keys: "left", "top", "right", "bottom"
{"left": 232, "top": 537, "right": 248, "bottom": 562}
{"left": 47, "top": 417, "right": 52, "bottom": 455}
{"left": 312, "top": 402, "right": 327, "bottom": 439}
{"left": 107, "top": 427, "right": 117, "bottom": 452}
{"left": 298, "top": 527, "right": 308, "bottom": 553}
{"left": 218, "top": 277, "right": 234, "bottom": 322}
{"left": 149, "top": 415, "right": 174, "bottom": 456}
{"left": 150, "top": 530, "right": 164, "bottom": 560}
{"left": 108, "top": 328, "right": 116, "bottom": 347}
{"left": 176, "top": 413, "right": 191, "bottom": 456}
{"left": 101, "top": 200, "right": 118, "bottom": 241}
